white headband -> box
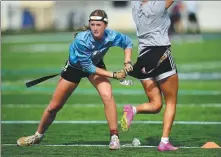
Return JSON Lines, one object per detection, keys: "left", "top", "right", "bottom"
{"left": 89, "top": 16, "right": 108, "bottom": 23}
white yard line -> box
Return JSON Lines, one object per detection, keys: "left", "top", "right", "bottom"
{"left": 179, "top": 61, "right": 221, "bottom": 71}
{"left": 2, "top": 143, "right": 201, "bottom": 149}
{"left": 8, "top": 43, "right": 68, "bottom": 53}
{"left": 2, "top": 103, "right": 221, "bottom": 108}
{"left": 1, "top": 120, "right": 221, "bottom": 125}
{"left": 2, "top": 72, "right": 221, "bottom": 80}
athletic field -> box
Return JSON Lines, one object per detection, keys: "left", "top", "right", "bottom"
{"left": 1, "top": 32, "right": 221, "bottom": 156}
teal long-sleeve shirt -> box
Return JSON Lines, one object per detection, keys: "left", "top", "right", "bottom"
{"left": 69, "top": 29, "right": 133, "bottom": 74}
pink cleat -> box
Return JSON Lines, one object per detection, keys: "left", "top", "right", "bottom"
{"left": 157, "top": 142, "right": 178, "bottom": 151}
{"left": 120, "top": 105, "right": 134, "bottom": 132}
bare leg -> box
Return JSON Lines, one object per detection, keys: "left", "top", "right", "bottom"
{"left": 136, "top": 79, "right": 163, "bottom": 114}
{"left": 159, "top": 74, "right": 179, "bottom": 138}
{"left": 120, "top": 78, "right": 163, "bottom": 132}
{"left": 89, "top": 75, "right": 120, "bottom": 150}
{"left": 88, "top": 75, "right": 118, "bottom": 132}
{"left": 37, "top": 78, "right": 78, "bottom": 134}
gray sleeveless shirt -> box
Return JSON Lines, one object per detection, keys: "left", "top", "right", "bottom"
{"left": 131, "top": 1, "right": 171, "bottom": 53}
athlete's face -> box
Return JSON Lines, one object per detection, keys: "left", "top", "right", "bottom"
{"left": 89, "top": 21, "right": 107, "bottom": 40}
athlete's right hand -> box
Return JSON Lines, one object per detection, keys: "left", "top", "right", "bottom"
{"left": 124, "top": 61, "right": 133, "bottom": 73}
{"left": 113, "top": 70, "right": 127, "bottom": 80}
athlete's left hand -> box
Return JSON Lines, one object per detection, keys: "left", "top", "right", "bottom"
{"left": 124, "top": 61, "right": 133, "bottom": 73}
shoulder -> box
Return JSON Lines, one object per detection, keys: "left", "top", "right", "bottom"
{"left": 74, "top": 30, "right": 91, "bottom": 47}
{"left": 75, "top": 30, "right": 91, "bottom": 41}
{"left": 142, "top": 1, "right": 166, "bottom": 14}
{"left": 105, "top": 29, "right": 126, "bottom": 38}
{"left": 105, "top": 29, "right": 129, "bottom": 42}
{"left": 104, "top": 29, "right": 119, "bottom": 40}
{"left": 131, "top": 1, "right": 139, "bottom": 7}
{"left": 150, "top": 1, "right": 166, "bottom": 9}
{"left": 105, "top": 29, "right": 117, "bottom": 35}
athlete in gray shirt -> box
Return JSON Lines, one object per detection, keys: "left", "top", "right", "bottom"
{"left": 121, "top": 0, "right": 179, "bottom": 152}
{"left": 132, "top": 1, "right": 171, "bottom": 52}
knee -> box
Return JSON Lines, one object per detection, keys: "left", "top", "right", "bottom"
{"left": 47, "top": 102, "right": 63, "bottom": 114}
{"left": 165, "top": 102, "right": 176, "bottom": 108}
{"left": 151, "top": 100, "right": 163, "bottom": 113}
{"left": 100, "top": 91, "right": 113, "bottom": 101}
{"left": 154, "top": 104, "right": 163, "bottom": 113}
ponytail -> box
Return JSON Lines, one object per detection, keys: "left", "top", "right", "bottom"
{"left": 73, "top": 25, "right": 90, "bottom": 38}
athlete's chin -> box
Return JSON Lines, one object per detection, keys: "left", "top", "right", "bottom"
{"left": 93, "top": 34, "right": 102, "bottom": 40}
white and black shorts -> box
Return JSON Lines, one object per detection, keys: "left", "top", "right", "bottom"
{"left": 129, "top": 45, "right": 177, "bottom": 81}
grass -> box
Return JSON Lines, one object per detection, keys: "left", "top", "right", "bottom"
{"left": 1, "top": 32, "right": 221, "bottom": 156}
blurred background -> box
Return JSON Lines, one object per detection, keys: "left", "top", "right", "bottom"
{"left": 1, "top": 1, "right": 221, "bottom": 156}
{"left": 1, "top": 1, "right": 221, "bottom": 33}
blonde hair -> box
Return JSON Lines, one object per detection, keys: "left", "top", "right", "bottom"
{"left": 89, "top": 9, "right": 108, "bottom": 24}
{"left": 73, "top": 25, "right": 90, "bottom": 38}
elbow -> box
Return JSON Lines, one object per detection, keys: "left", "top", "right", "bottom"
{"left": 166, "top": 0, "right": 174, "bottom": 9}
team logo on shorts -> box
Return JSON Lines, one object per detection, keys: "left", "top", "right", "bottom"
{"left": 141, "top": 67, "right": 148, "bottom": 74}
{"left": 141, "top": 67, "right": 155, "bottom": 74}
{"left": 159, "top": 52, "right": 168, "bottom": 64}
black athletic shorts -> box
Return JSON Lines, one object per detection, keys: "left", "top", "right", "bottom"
{"left": 128, "top": 45, "right": 177, "bottom": 81}
{"left": 61, "top": 60, "right": 106, "bottom": 83}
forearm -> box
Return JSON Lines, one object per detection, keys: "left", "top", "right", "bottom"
{"left": 124, "top": 48, "right": 132, "bottom": 63}
{"left": 166, "top": 0, "right": 174, "bottom": 9}
{"left": 95, "top": 67, "right": 113, "bottom": 78}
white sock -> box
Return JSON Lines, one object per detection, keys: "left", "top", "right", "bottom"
{"left": 132, "top": 106, "right": 137, "bottom": 115}
{"left": 35, "top": 131, "right": 44, "bottom": 138}
{"left": 161, "top": 137, "right": 169, "bottom": 144}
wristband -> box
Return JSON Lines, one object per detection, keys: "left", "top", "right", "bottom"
{"left": 124, "top": 61, "right": 132, "bottom": 65}
{"left": 113, "top": 72, "right": 116, "bottom": 78}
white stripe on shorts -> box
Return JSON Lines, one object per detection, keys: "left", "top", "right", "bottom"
{"left": 155, "top": 69, "right": 177, "bottom": 81}
{"left": 139, "top": 77, "right": 154, "bottom": 81}
{"left": 138, "top": 49, "right": 151, "bottom": 57}
{"left": 168, "top": 50, "right": 176, "bottom": 70}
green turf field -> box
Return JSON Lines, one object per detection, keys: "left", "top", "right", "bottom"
{"left": 1, "top": 32, "right": 221, "bottom": 156}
